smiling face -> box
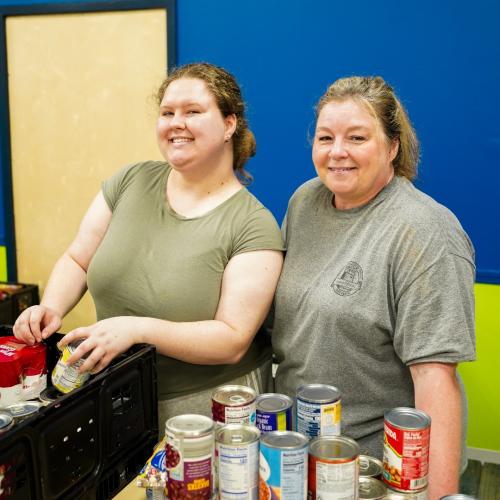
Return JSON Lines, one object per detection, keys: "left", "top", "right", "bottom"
{"left": 312, "top": 99, "right": 399, "bottom": 210}
{"left": 156, "top": 77, "right": 236, "bottom": 173}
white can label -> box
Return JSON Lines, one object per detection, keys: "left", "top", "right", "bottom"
{"left": 316, "top": 460, "right": 357, "bottom": 499}
{"left": 297, "top": 399, "right": 341, "bottom": 438}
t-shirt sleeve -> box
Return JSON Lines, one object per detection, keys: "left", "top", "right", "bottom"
{"left": 393, "top": 251, "right": 476, "bottom": 365}
{"left": 101, "top": 163, "right": 140, "bottom": 211}
{"left": 232, "top": 208, "right": 285, "bottom": 256}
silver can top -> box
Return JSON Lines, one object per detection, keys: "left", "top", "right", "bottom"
{"left": 309, "top": 435, "right": 359, "bottom": 460}
{"left": 296, "top": 383, "right": 341, "bottom": 403}
{"left": 384, "top": 407, "right": 431, "bottom": 430}
{"left": 165, "top": 414, "right": 214, "bottom": 437}
{"left": 212, "top": 384, "right": 257, "bottom": 406}
{"left": 359, "top": 454, "right": 383, "bottom": 477}
{"left": 359, "top": 477, "right": 387, "bottom": 499}
{"left": 440, "top": 496, "right": 477, "bottom": 500}
{"left": 216, "top": 423, "right": 260, "bottom": 445}
{"left": 6, "top": 401, "right": 42, "bottom": 419}
{"left": 260, "top": 430, "right": 308, "bottom": 450}
{"left": 256, "top": 393, "right": 293, "bottom": 413}
{"left": 0, "top": 411, "right": 14, "bottom": 432}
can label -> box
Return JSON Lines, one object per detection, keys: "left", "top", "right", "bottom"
{"left": 213, "top": 400, "right": 256, "bottom": 426}
{"left": 256, "top": 407, "right": 292, "bottom": 433}
{"left": 297, "top": 398, "right": 341, "bottom": 438}
{"left": 308, "top": 455, "right": 358, "bottom": 500}
{"left": 166, "top": 437, "right": 213, "bottom": 499}
{"left": 259, "top": 442, "right": 308, "bottom": 499}
{"left": 218, "top": 440, "right": 259, "bottom": 499}
{"left": 51, "top": 342, "right": 90, "bottom": 393}
{"left": 383, "top": 421, "right": 430, "bottom": 491}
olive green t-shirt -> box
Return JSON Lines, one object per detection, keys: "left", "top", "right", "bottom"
{"left": 87, "top": 161, "right": 284, "bottom": 399}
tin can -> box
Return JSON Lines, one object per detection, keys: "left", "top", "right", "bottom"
{"left": 383, "top": 407, "right": 431, "bottom": 493}
{"left": 296, "top": 384, "right": 341, "bottom": 438}
{"left": 51, "top": 340, "right": 91, "bottom": 394}
{"left": 212, "top": 384, "right": 257, "bottom": 427}
{"left": 359, "top": 476, "right": 387, "bottom": 499}
{"left": 165, "top": 414, "right": 214, "bottom": 499}
{"left": 260, "top": 430, "right": 308, "bottom": 500}
{"left": 38, "top": 386, "right": 61, "bottom": 405}
{"left": 256, "top": 393, "right": 293, "bottom": 433}
{"left": 216, "top": 423, "right": 260, "bottom": 499}
{"left": 384, "top": 488, "right": 428, "bottom": 500}
{"left": 440, "top": 496, "right": 477, "bottom": 500}
{"left": 5, "top": 401, "right": 42, "bottom": 421}
{"left": 308, "top": 435, "right": 359, "bottom": 500}
{"left": 0, "top": 411, "right": 14, "bottom": 433}
{"left": 360, "top": 455, "right": 383, "bottom": 478}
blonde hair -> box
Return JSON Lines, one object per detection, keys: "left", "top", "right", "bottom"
{"left": 316, "top": 76, "right": 419, "bottom": 180}
{"left": 157, "top": 62, "right": 255, "bottom": 184}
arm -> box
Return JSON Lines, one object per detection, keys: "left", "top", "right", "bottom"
{"left": 13, "top": 192, "right": 111, "bottom": 343}
{"left": 60, "top": 249, "right": 284, "bottom": 373}
{"left": 410, "top": 362, "right": 462, "bottom": 500}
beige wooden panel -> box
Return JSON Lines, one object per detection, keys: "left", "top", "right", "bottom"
{"left": 7, "top": 9, "right": 167, "bottom": 331}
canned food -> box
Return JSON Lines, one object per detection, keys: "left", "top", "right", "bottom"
{"left": 383, "top": 408, "right": 431, "bottom": 493}
{"left": 0, "top": 411, "right": 14, "bottom": 433}
{"left": 383, "top": 488, "right": 427, "bottom": 499}
{"left": 165, "top": 414, "right": 214, "bottom": 499}
{"left": 440, "top": 496, "right": 477, "bottom": 500}
{"left": 51, "top": 340, "right": 91, "bottom": 393}
{"left": 308, "top": 435, "right": 359, "bottom": 500}
{"left": 260, "top": 431, "right": 308, "bottom": 500}
{"left": 360, "top": 455, "right": 383, "bottom": 478}
{"left": 212, "top": 385, "right": 257, "bottom": 426}
{"left": 39, "top": 386, "right": 62, "bottom": 405}
{"left": 216, "top": 423, "right": 260, "bottom": 499}
{"left": 359, "top": 476, "right": 387, "bottom": 499}
{"left": 296, "top": 384, "right": 341, "bottom": 438}
{"left": 256, "top": 393, "right": 293, "bottom": 433}
{"left": 5, "top": 401, "right": 42, "bottom": 421}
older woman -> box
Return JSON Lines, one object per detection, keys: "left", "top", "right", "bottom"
{"left": 272, "top": 76, "right": 475, "bottom": 498}
{"left": 14, "top": 62, "right": 284, "bottom": 429}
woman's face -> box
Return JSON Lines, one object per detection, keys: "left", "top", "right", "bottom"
{"left": 156, "top": 77, "right": 235, "bottom": 172}
{"left": 312, "top": 99, "right": 398, "bottom": 210}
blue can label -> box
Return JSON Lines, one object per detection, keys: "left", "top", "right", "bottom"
{"left": 256, "top": 408, "right": 292, "bottom": 433}
{"left": 259, "top": 442, "right": 307, "bottom": 499}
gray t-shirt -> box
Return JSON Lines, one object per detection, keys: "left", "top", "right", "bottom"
{"left": 87, "top": 161, "right": 284, "bottom": 400}
{"left": 273, "top": 176, "right": 475, "bottom": 459}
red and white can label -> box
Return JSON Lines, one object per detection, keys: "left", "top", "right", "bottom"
{"left": 382, "top": 421, "right": 430, "bottom": 491}
{"left": 212, "top": 400, "right": 256, "bottom": 426}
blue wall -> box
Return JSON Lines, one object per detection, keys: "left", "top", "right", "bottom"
{"left": 1, "top": 0, "right": 500, "bottom": 281}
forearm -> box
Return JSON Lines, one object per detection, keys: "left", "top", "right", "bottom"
{"left": 412, "top": 363, "right": 462, "bottom": 499}
{"left": 41, "top": 252, "right": 88, "bottom": 317}
{"left": 135, "top": 317, "right": 253, "bottom": 365}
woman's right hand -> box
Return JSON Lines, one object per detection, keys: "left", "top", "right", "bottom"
{"left": 13, "top": 305, "right": 62, "bottom": 345}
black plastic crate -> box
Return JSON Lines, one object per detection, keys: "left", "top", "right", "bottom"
{"left": 0, "top": 326, "right": 158, "bottom": 499}
{"left": 0, "top": 283, "right": 39, "bottom": 326}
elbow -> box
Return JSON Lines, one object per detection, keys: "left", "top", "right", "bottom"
{"left": 225, "top": 347, "right": 246, "bottom": 365}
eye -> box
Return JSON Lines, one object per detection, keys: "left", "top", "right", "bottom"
{"left": 160, "top": 110, "right": 173, "bottom": 117}
{"left": 317, "top": 135, "right": 333, "bottom": 142}
{"left": 187, "top": 109, "right": 201, "bottom": 115}
{"left": 350, "top": 135, "right": 365, "bottom": 142}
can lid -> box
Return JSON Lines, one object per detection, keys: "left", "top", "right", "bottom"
{"left": 440, "top": 496, "right": 477, "bottom": 500}
{"left": 309, "top": 435, "right": 359, "bottom": 460}
{"left": 359, "top": 476, "right": 387, "bottom": 499}
{"left": 216, "top": 423, "right": 260, "bottom": 445}
{"left": 359, "top": 454, "right": 383, "bottom": 477}
{"left": 256, "top": 393, "right": 293, "bottom": 412}
{"left": 39, "top": 386, "right": 62, "bottom": 403}
{"left": 384, "top": 492, "right": 420, "bottom": 500}
{"left": 384, "top": 407, "right": 431, "bottom": 429}
{"left": 0, "top": 411, "right": 14, "bottom": 431}
{"left": 260, "top": 430, "right": 308, "bottom": 449}
{"left": 212, "top": 385, "right": 256, "bottom": 406}
{"left": 6, "top": 401, "right": 42, "bottom": 418}
{"left": 165, "top": 414, "right": 214, "bottom": 437}
{"left": 296, "top": 384, "right": 341, "bottom": 403}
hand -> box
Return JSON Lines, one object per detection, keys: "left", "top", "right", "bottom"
{"left": 58, "top": 316, "right": 140, "bottom": 374}
{"left": 13, "top": 305, "right": 62, "bottom": 345}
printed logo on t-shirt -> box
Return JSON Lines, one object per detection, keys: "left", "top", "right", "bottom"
{"left": 331, "top": 261, "right": 363, "bottom": 296}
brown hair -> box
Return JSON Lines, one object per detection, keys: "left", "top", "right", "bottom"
{"left": 316, "top": 76, "right": 420, "bottom": 180}
{"left": 157, "top": 62, "right": 255, "bottom": 184}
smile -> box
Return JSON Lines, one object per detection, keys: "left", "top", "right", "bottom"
{"left": 170, "top": 137, "right": 193, "bottom": 143}
{"left": 328, "top": 167, "right": 356, "bottom": 172}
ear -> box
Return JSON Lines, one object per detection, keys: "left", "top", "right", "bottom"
{"left": 389, "top": 138, "right": 399, "bottom": 163}
{"left": 224, "top": 113, "right": 237, "bottom": 139}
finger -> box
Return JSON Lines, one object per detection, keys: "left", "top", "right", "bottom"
{"left": 90, "top": 355, "right": 112, "bottom": 375}
{"left": 78, "top": 346, "right": 106, "bottom": 373}
{"left": 13, "top": 312, "right": 36, "bottom": 345}
{"left": 65, "top": 337, "right": 95, "bottom": 365}
{"left": 41, "top": 315, "right": 62, "bottom": 340}
{"left": 58, "top": 328, "right": 89, "bottom": 348}
{"left": 28, "top": 307, "right": 44, "bottom": 343}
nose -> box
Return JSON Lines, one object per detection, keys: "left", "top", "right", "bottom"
{"left": 170, "top": 111, "right": 185, "bottom": 129}
{"left": 328, "top": 139, "right": 348, "bottom": 160}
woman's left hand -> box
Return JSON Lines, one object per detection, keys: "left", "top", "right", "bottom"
{"left": 58, "top": 317, "right": 141, "bottom": 374}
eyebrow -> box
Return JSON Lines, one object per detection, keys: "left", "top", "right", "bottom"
{"left": 315, "top": 124, "right": 371, "bottom": 133}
